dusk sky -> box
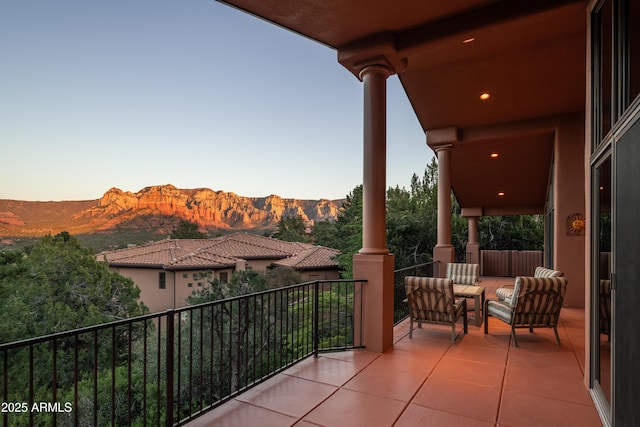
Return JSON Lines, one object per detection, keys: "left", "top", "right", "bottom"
{"left": 1, "top": 0, "right": 432, "bottom": 202}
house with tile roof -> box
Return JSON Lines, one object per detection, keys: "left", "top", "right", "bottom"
{"left": 98, "top": 232, "right": 341, "bottom": 313}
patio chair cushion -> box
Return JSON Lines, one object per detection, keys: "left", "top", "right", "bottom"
{"left": 447, "top": 262, "right": 480, "bottom": 284}
{"left": 485, "top": 299, "right": 513, "bottom": 323}
{"left": 533, "top": 266, "right": 565, "bottom": 278}
{"left": 496, "top": 266, "right": 564, "bottom": 303}
{"left": 496, "top": 287, "right": 515, "bottom": 302}
{"left": 450, "top": 274, "right": 478, "bottom": 286}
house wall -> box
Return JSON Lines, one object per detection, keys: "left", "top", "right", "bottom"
{"left": 113, "top": 267, "right": 176, "bottom": 314}
{"left": 111, "top": 266, "right": 235, "bottom": 313}
{"left": 244, "top": 259, "right": 275, "bottom": 274}
{"left": 300, "top": 269, "right": 341, "bottom": 282}
{"left": 113, "top": 263, "right": 341, "bottom": 312}
{"left": 173, "top": 268, "right": 235, "bottom": 307}
{"left": 553, "top": 113, "right": 587, "bottom": 307}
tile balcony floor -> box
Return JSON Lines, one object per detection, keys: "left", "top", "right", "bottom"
{"left": 187, "top": 277, "right": 602, "bottom": 427}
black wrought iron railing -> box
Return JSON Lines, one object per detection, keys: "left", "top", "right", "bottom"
{"left": 393, "top": 262, "right": 439, "bottom": 324}
{"left": 0, "top": 279, "right": 365, "bottom": 426}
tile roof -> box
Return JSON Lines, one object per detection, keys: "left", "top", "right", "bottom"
{"left": 272, "top": 246, "right": 340, "bottom": 269}
{"left": 98, "top": 232, "right": 338, "bottom": 270}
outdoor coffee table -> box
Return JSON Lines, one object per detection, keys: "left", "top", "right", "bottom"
{"left": 453, "top": 284, "right": 486, "bottom": 327}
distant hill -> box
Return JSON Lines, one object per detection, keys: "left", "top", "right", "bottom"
{"left": 0, "top": 185, "right": 343, "bottom": 238}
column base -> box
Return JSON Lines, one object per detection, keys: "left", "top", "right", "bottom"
{"left": 433, "top": 245, "right": 455, "bottom": 277}
{"left": 466, "top": 242, "right": 480, "bottom": 265}
{"left": 353, "top": 253, "right": 395, "bottom": 353}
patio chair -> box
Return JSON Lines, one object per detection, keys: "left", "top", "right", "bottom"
{"left": 405, "top": 276, "right": 468, "bottom": 344}
{"left": 484, "top": 276, "right": 567, "bottom": 347}
{"left": 445, "top": 262, "right": 480, "bottom": 285}
{"left": 495, "top": 266, "right": 563, "bottom": 304}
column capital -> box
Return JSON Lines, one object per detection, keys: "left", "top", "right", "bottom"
{"left": 426, "top": 126, "right": 460, "bottom": 148}
{"left": 433, "top": 143, "right": 454, "bottom": 154}
{"left": 338, "top": 32, "right": 407, "bottom": 80}
{"left": 358, "top": 64, "right": 392, "bottom": 80}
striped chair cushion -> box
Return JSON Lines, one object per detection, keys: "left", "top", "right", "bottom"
{"left": 495, "top": 267, "right": 563, "bottom": 303}
{"left": 450, "top": 274, "right": 478, "bottom": 285}
{"left": 511, "top": 276, "right": 567, "bottom": 326}
{"left": 533, "top": 266, "right": 564, "bottom": 278}
{"left": 405, "top": 277, "right": 462, "bottom": 323}
{"left": 486, "top": 299, "right": 513, "bottom": 322}
{"left": 495, "top": 287, "right": 514, "bottom": 303}
{"left": 446, "top": 263, "right": 479, "bottom": 284}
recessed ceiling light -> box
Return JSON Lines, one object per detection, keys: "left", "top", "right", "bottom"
{"left": 490, "top": 153, "right": 499, "bottom": 158}
{"left": 480, "top": 93, "right": 490, "bottom": 100}
{"left": 498, "top": 192, "right": 505, "bottom": 197}
{"left": 462, "top": 37, "right": 475, "bottom": 44}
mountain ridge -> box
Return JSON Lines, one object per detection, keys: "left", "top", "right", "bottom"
{"left": 0, "top": 184, "right": 344, "bottom": 237}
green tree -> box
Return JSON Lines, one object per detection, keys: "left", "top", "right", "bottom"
{"left": 0, "top": 232, "right": 152, "bottom": 426}
{"left": 479, "top": 215, "right": 544, "bottom": 250}
{"left": 386, "top": 158, "right": 440, "bottom": 268}
{"left": 310, "top": 220, "right": 339, "bottom": 247}
{"left": 170, "top": 219, "right": 208, "bottom": 239}
{"left": 184, "top": 270, "right": 284, "bottom": 407}
{"left": 273, "top": 215, "right": 309, "bottom": 243}
{"left": 266, "top": 266, "right": 302, "bottom": 288}
{"left": 0, "top": 232, "right": 148, "bottom": 343}
{"left": 325, "top": 185, "right": 363, "bottom": 278}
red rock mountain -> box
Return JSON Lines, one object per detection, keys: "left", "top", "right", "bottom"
{"left": 0, "top": 185, "right": 343, "bottom": 237}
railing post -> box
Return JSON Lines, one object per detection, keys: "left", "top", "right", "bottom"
{"left": 166, "top": 310, "right": 175, "bottom": 427}
{"left": 313, "top": 281, "right": 320, "bottom": 358}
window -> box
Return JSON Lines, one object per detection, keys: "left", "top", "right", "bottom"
{"left": 625, "top": 0, "right": 640, "bottom": 106}
{"left": 159, "top": 272, "right": 166, "bottom": 289}
{"left": 593, "top": 0, "right": 640, "bottom": 148}
{"left": 220, "top": 272, "right": 228, "bottom": 283}
{"left": 593, "top": 0, "right": 614, "bottom": 147}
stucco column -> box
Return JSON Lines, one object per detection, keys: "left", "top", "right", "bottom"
{"left": 359, "top": 64, "right": 390, "bottom": 255}
{"left": 433, "top": 144, "right": 454, "bottom": 274}
{"left": 466, "top": 216, "right": 480, "bottom": 265}
{"left": 352, "top": 63, "right": 394, "bottom": 353}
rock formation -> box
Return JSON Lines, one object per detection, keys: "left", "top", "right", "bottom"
{"left": 0, "top": 185, "right": 343, "bottom": 236}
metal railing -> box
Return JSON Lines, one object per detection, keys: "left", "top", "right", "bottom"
{"left": 393, "top": 262, "right": 439, "bottom": 324}
{"left": 0, "top": 279, "right": 365, "bottom": 426}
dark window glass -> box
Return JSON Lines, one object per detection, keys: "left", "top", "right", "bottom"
{"left": 159, "top": 272, "right": 166, "bottom": 289}
{"left": 628, "top": 0, "right": 640, "bottom": 105}
{"left": 599, "top": 0, "right": 614, "bottom": 141}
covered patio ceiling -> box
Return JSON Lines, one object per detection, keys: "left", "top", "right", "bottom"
{"left": 217, "top": 0, "right": 586, "bottom": 215}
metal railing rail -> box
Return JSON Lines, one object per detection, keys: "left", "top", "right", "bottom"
{"left": 0, "top": 279, "right": 365, "bottom": 426}
{"left": 393, "top": 261, "right": 440, "bottom": 324}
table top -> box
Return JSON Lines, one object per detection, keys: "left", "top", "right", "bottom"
{"left": 453, "top": 284, "right": 485, "bottom": 296}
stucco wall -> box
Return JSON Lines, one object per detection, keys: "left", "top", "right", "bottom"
{"left": 553, "top": 113, "right": 587, "bottom": 307}
{"left": 300, "top": 269, "right": 341, "bottom": 282}
{"left": 114, "top": 267, "right": 176, "bottom": 314}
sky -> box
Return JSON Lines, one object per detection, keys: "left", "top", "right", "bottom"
{"left": 0, "top": 0, "right": 432, "bottom": 202}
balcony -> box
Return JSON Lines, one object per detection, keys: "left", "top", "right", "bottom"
{"left": 187, "top": 277, "right": 601, "bottom": 427}
{"left": 1, "top": 276, "right": 602, "bottom": 426}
